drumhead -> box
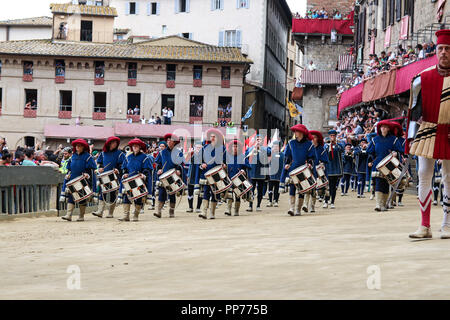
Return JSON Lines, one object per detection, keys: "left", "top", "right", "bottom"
{"left": 377, "top": 153, "right": 393, "bottom": 169}
{"left": 290, "top": 164, "right": 308, "bottom": 176}
{"left": 67, "top": 175, "right": 85, "bottom": 186}
{"left": 160, "top": 168, "right": 176, "bottom": 180}
{"left": 205, "top": 165, "right": 223, "bottom": 177}
{"left": 122, "top": 174, "right": 142, "bottom": 184}
{"left": 98, "top": 169, "right": 116, "bottom": 178}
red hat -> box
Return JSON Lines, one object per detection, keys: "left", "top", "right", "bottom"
{"left": 103, "top": 136, "right": 120, "bottom": 152}
{"left": 308, "top": 130, "right": 324, "bottom": 146}
{"left": 206, "top": 128, "right": 224, "bottom": 143}
{"left": 164, "top": 133, "right": 180, "bottom": 145}
{"left": 376, "top": 120, "right": 397, "bottom": 136}
{"left": 436, "top": 29, "right": 450, "bottom": 46}
{"left": 128, "top": 138, "right": 147, "bottom": 152}
{"left": 71, "top": 139, "right": 89, "bottom": 153}
{"left": 391, "top": 122, "right": 404, "bottom": 137}
{"left": 226, "top": 139, "right": 244, "bottom": 153}
{"left": 290, "top": 124, "right": 310, "bottom": 137}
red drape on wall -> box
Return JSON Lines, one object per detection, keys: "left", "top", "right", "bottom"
{"left": 338, "top": 83, "right": 364, "bottom": 117}
{"left": 292, "top": 18, "right": 354, "bottom": 35}
{"left": 362, "top": 69, "right": 397, "bottom": 102}
{"left": 394, "top": 56, "right": 438, "bottom": 94}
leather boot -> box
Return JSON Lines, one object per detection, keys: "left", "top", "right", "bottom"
{"left": 234, "top": 201, "right": 241, "bottom": 216}
{"left": 374, "top": 192, "right": 382, "bottom": 211}
{"left": 169, "top": 202, "right": 176, "bottom": 218}
{"left": 311, "top": 195, "right": 316, "bottom": 213}
{"left": 62, "top": 203, "right": 75, "bottom": 221}
{"left": 119, "top": 203, "right": 131, "bottom": 221}
{"left": 302, "top": 193, "right": 310, "bottom": 212}
{"left": 106, "top": 203, "right": 115, "bottom": 218}
{"left": 381, "top": 193, "right": 388, "bottom": 211}
{"left": 288, "top": 196, "right": 296, "bottom": 216}
{"left": 409, "top": 225, "right": 432, "bottom": 239}
{"left": 77, "top": 205, "right": 86, "bottom": 221}
{"left": 225, "top": 199, "right": 233, "bottom": 216}
{"left": 295, "top": 197, "right": 304, "bottom": 216}
{"left": 154, "top": 201, "right": 163, "bottom": 218}
{"left": 210, "top": 201, "right": 217, "bottom": 219}
{"left": 132, "top": 205, "right": 142, "bottom": 222}
{"left": 92, "top": 200, "right": 106, "bottom": 218}
{"left": 199, "top": 200, "right": 209, "bottom": 219}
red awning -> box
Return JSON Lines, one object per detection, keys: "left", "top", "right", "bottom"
{"left": 292, "top": 18, "right": 353, "bottom": 35}
{"left": 362, "top": 69, "right": 396, "bottom": 102}
{"left": 44, "top": 124, "right": 114, "bottom": 140}
{"left": 338, "top": 83, "right": 364, "bottom": 116}
{"left": 394, "top": 55, "right": 438, "bottom": 94}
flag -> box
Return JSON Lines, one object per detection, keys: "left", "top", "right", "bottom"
{"left": 295, "top": 103, "right": 303, "bottom": 115}
{"left": 287, "top": 98, "right": 300, "bottom": 118}
{"left": 245, "top": 132, "right": 257, "bottom": 151}
{"left": 241, "top": 101, "right": 255, "bottom": 122}
{"left": 268, "top": 129, "right": 279, "bottom": 148}
{"left": 281, "top": 138, "right": 287, "bottom": 152}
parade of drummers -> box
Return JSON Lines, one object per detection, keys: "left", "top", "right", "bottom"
{"left": 0, "top": 0, "right": 450, "bottom": 300}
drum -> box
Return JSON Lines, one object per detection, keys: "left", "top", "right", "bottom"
{"left": 159, "top": 168, "right": 185, "bottom": 195}
{"left": 66, "top": 175, "right": 93, "bottom": 203}
{"left": 315, "top": 164, "right": 329, "bottom": 189}
{"left": 97, "top": 170, "right": 120, "bottom": 194}
{"left": 376, "top": 153, "right": 404, "bottom": 185}
{"left": 205, "top": 165, "right": 232, "bottom": 194}
{"left": 231, "top": 170, "right": 253, "bottom": 198}
{"left": 122, "top": 174, "right": 148, "bottom": 201}
{"left": 289, "top": 164, "right": 317, "bottom": 194}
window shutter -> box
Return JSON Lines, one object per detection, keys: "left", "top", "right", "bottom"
{"left": 220, "top": 0, "right": 224, "bottom": 10}
{"left": 236, "top": 30, "right": 241, "bottom": 47}
{"left": 236, "top": 0, "right": 239, "bottom": 8}
{"left": 156, "top": 3, "right": 160, "bottom": 15}
{"left": 246, "top": 0, "right": 249, "bottom": 8}
{"left": 219, "top": 31, "right": 224, "bottom": 46}
{"left": 189, "top": 33, "right": 193, "bottom": 39}
{"left": 389, "top": 0, "right": 395, "bottom": 25}
{"left": 382, "top": 0, "right": 387, "bottom": 29}
{"left": 135, "top": 2, "right": 139, "bottom": 14}
{"left": 211, "top": 0, "right": 215, "bottom": 10}
{"left": 186, "top": 0, "right": 190, "bottom": 12}
{"left": 175, "top": 0, "right": 179, "bottom": 13}
{"left": 147, "top": 2, "right": 151, "bottom": 15}
{"left": 396, "top": 0, "right": 401, "bottom": 21}
{"left": 126, "top": 2, "right": 130, "bottom": 15}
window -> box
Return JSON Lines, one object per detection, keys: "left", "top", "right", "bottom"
{"left": 55, "top": 60, "right": 65, "bottom": 77}
{"left": 128, "top": 62, "right": 137, "bottom": 79}
{"left": 161, "top": 94, "right": 175, "bottom": 114}
{"left": 189, "top": 95, "right": 204, "bottom": 122}
{"left": 129, "top": 2, "right": 136, "bottom": 14}
{"left": 80, "top": 20, "right": 93, "bottom": 42}
{"left": 149, "top": 2, "right": 159, "bottom": 15}
{"left": 193, "top": 65, "right": 202, "bottom": 80}
{"left": 289, "top": 59, "right": 294, "bottom": 77}
{"left": 127, "top": 93, "right": 141, "bottom": 115}
{"left": 162, "top": 25, "right": 167, "bottom": 34}
{"left": 95, "top": 1, "right": 103, "bottom": 6}
{"left": 95, "top": 61, "right": 105, "bottom": 78}
{"left": 25, "top": 89, "right": 38, "bottom": 110}
{"left": 60, "top": 91, "right": 72, "bottom": 112}
{"left": 237, "top": 0, "right": 249, "bottom": 9}
{"left": 176, "top": 0, "right": 189, "bottom": 13}
{"left": 218, "top": 97, "right": 232, "bottom": 126}
{"left": 167, "top": 64, "right": 176, "bottom": 81}
{"left": 211, "top": 0, "right": 223, "bottom": 10}
{"left": 23, "top": 61, "right": 33, "bottom": 75}
{"left": 220, "top": 30, "right": 242, "bottom": 47}
{"left": 221, "top": 67, "right": 231, "bottom": 81}
{"left": 94, "top": 92, "right": 107, "bottom": 113}
{"left": 389, "top": 0, "right": 395, "bottom": 25}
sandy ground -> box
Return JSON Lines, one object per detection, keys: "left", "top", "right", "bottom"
{"left": 1, "top": 190, "right": 450, "bottom": 300}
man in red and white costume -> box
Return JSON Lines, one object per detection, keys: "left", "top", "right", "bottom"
{"left": 407, "top": 30, "right": 450, "bottom": 239}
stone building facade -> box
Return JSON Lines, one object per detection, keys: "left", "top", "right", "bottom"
{"left": 0, "top": 17, "right": 52, "bottom": 41}
{"left": 0, "top": 2, "right": 250, "bottom": 150}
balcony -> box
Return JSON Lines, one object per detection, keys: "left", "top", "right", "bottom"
{"left": 221, "top": 80, "right": 230, "bottom": 88}
{"left": 128, "top": 78, "right": 137, "bottom": 86}
{"left": 127, "top": 114, "right": 141, "bottom": 123}
{"left": 292, "top": 18, "right": 354, "bottom": 35}
{"left": 23, "top": 73, "right": 33, "bottom": 82}
{"left": 94, "top": 76, "right": 104, "bottom": 85}
{"left": 92, "top": 112, "right": 106, "bottom": 120}
{"left": 193, "top": 79, "right": 202, "bottom": 87}
{"left": 24, "top": 109, "right": 37, "bottom": 118}
{"left": 166, "top": 80, "right": 175, "bottom": 88}
{"left": 58, "top": 110, "right": 72, "bottom": 119}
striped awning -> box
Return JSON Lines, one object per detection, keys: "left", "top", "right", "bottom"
{"left": 301, "top": 70, "right": 341, "bottom": 85}
{"left": 338, "top": 54, "right": 353, "bottom": 71}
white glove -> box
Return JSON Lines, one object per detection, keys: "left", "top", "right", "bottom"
{"left": 279, "top": 183, "right": 286, "bottom": 194}
{"left": 117, "top": 194, "right": 123, "bottom": 204}
{"left": 59, "top": 194, "right": 66, "bottom": 203}
{"left": 194, "top": 188, "right": 200, "bottom": 196}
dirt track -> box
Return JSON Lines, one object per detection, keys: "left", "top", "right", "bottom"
{"left": 1, "top": 191, "right": 449, "bottom": 300}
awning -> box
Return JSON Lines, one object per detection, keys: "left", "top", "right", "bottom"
{"left": 301, "top": 70, "right": 341, "bottom": 85}
{"left": 338, "top": 83, "right": 363, "bottom": 116}
{"left": 44, "top": 124, "right": 114, "bottom": 140}
{"left": 362, "top": 69, "right": 396, "bottom": 102}
{"left": 292, "top": 18, "right": 353, "bottom": 35}
{"left": 394, "top": 55, "right": 437, "bottom": 94}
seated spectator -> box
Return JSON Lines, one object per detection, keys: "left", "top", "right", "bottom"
{"left": 416, "top": 44, "right": 425, "bottom": 59}
{"left": 426, "top": 41, "right": 436, "bottom": 57}
{"left": 148, "top": 115, "right": 156, "bottom": 124}
{"left": 133, "top": 105, "right": 140, "bottom": 115}
{"left": 155, "top": 116, "right": 162, "bottom": 125}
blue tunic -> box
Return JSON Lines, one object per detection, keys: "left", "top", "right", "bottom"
{"left": 96, "top": 150, "right": 126, "bottom": 173}
{"left": 62, "top": 151, "right": 97, "bottom": 193}
{"left": 367, "top": 134, "right": 403, "bottom": 173}
{"left": 342, "top": 150, "right": 355, "bottom": 175}
{"left": 226, "top": 153, "right": 250, "bottom": 178}
{"left": 186, "top": 151, "right": 201, "bottom": 186}
{"left": 269, "top": 151, "right": 285, "bottom": 181}
{"left": 245, "top": 146, "right": 272, "bottom": 180}
{"left": 155, "top": 147, "right": 184, "bottom": 175}
{"left": 280, "top": 139, "right": 315, "bottom": 183}
{"left": 354, "top": 147, "right": 369, "bottom": 174}
{"left": 196, "top": 143, "right": 227, "bottom": 183}
{"left": 122, "top": 152, "right": 153, "bottom": 194}
{"left": 324, "top": 143, "right": 344, "bottom": 176}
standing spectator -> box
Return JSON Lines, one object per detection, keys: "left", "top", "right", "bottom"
{"left": 167, "top": 107, "right": 174, "bottom": 125}
{"left": 127, "top": 108, "right": 134, "bottom": 115}
{"left": 141, "top": 116, "right": 146, "bottom": 124}
{"left": 134, "top": 105, "right": 140, "bottom": 115}
{"left": 22, "top": 149, "right": 37, "bottom": 166}
{"left": 307, "top": 60, "right": 317, "bottom": 71}
{"left": 0, "top": 153, "right": 12, "bottom": 166}
{"left": 162, "top": 106, "right": 168, "bottom": 124}
{"left": 334, "top": 10, "right": 342, "bottom": 19}
{"left": 416, "top": 44, "right": 425, "bottom": 59}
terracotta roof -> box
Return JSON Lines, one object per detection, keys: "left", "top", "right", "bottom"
{"left": 301, "top": 70, "right": 342, "bottom": 85}
{"left": 0, "top": 16, "right": 52, "bottom": 26}
{"left": 0, "top": 37, "right": 252, "bottom": 64}
{"left": 50, "top": 3, "right": 118, "bottom": 17}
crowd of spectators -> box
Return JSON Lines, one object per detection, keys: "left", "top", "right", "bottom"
{"left": 294, "top": 8, "right": 346, "bottom": 19}
{"left": 336, "top": 42, "right": 437, "bottom": 101}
